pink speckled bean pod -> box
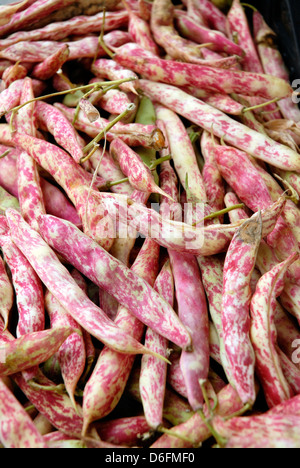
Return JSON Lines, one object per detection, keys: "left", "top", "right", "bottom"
{"left": 115, "top": 43, "right": 292, "bottom": 100}
{"left": 151, "top": 383, "right": 243, "bottom": 448}
{"left": 155, "top": 104, "right": 206, "bottom": 204}
{"left": 227, "top": 0, "right": 281, "bottom": 120}
{"left": 150, "top": 0, "right": 234, "bottom": 68}
{"left": 54, "top": 103, "right": 165, "bottom": 150}
{"left": 187, "top": 0, "right": 227, "bottom": 35}
{"left": 250, "top": 252, "right": 299, "bottom": 408}
{"left": 253, "top": 10, "right": 300, "bottom": 122}
{"left": 100, "top": 191, "right": 286, "bottom": 256}
{"left": 275, "top": 302, "right": 300, "bottom": 368}
{"left": 91, "top": 58, "right": 139, "bottom": 96}
{"left": 0, "top": 318, "right": 83, "bottom": 437}
{"left": 167, "top": 353, "right": 188, "bottom": 399}
{"left": 97, "top": 415, "right": 151, "bottom": 447}
{"left": 197, "top": 254, "right": 232, "bottom": 383}
{"left": 213, "top": 144, "right": 299, "bottom": 266}
{"left": 0, "top": 78, "right": 45, "bottom": 117}
{"left": 31, "top": 43, "right": 69, "bottom": 81}
{"left": 11, "top": 133, "right": 111, "bottom": 248}
{"left": 278, "top": 349, "right": 300, "bottom": 396}
{"left": 92, "top": 88, "right": 131, "bottom": 117}
{"left": 227, "top": 0, "right": 263, "bottom": 73}
{"left": 212, "top": 398, "right": 300, "bottom": 448}
{"left": 0, "top": 326, "right": 74, "bottom": 377}
{"left": 13, "top": 368, "right": 83, "bottom": 438}
{"left": 175, "top": 10, "right": 244, "bottom": 57}
{"left": 0, "top": 0, "right": 30, "bottom": 27}
{"left": 126, "top": 365, "right": 194, "bottom": 427}
{"left": 0, "top": 10, "right": 128, "bottom": 50}
{"left": 0, "top": 59, "right": 13, "bottom": 77}
{"left": 140, "top": 259, "right": 174, "bottom": 430}
{"left": 0, "top": 234, "right": 45, "bottom": 337}
{"left": 0, "top": 0, "right": 75, "bottom": 37}
{"left": 81, "top": 237, "right": 161, "bottom": 435}
{"left": 0, "top": 378, "right": 48, "bottom": 448}
{"left": 45, "top": 288, "right": 86, "bottom": 409}
{"left": 185, "top": 0, "right": 207, "bottom": 26}
{"left": 222, "top": 211, "right": 263, "bottom": 406}
{"left": 0, "top": 255, "right": 14, "bottom": 329}
{"left": 38, "top": 213, "right": 191, "bottom": 350}
{"left": 169, "top": 249, "right": 210, "bottom": 411}
{"left": 202, "top": 93, "right": 245, "bottom": 116}
{"left": 0, "top": 146, "right": 81, "bottom": 227}
{"left": 87, "top": 146, "right": 133, "bottom": 197}
{"left": 6, "top": 208, "right": 157, "bottom": 357}
{"left": 15, "top": 77, "right": 46, "bottom": 231}
{"left": 200, "top": 130, "right": 225, "bottom": 219}
{"left": 0, "top": 31, "right": 131, "bottom": 63}
{"left": 36, "top": 101, "right": 83, "bottom": 164}
{"left": 123, "top": 0, "right": 160, "bottom": 55}
{"left": 138, "top": 81, "right": 299, "bottom": 171}
{"left": 110, "top": 137, "right": 171, "bottom": 199}
{"left": 0, "top": 62, "right": 27, "bottom": 90}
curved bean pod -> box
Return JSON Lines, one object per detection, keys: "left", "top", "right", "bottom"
{"left": 0, "top": 326, "right": 74, "bottom": 377}
{"left": 150, "top": 0, "right": 235, "bottom": 68}
{"left": 110, "top": 137, "right": 171, "bottom": 198}
{"left": 0, "top": 255, "right": 14, "bottom": 329}
{"left": 222, "top": 211, "right": 263, "bottom": 405}
{"left": 175, "top": 10, "right": 243, "bottom": 57}
{"left": 155, "top": 104, "right": 207, "bottom": 204}
{"left": 0, "top": 378, "right": 48, "bottom": 448}
{"left": 36, "top": 101, "right": 84, "bottom": 164}
{"left": 138, "top": 81, "right": 299, "bottom": 171}
{"left": 123, "top": 0, "right": 160, "bottom": 55}
{"left": 140, "top": 259, "right": 173, "bottom": 429}
{"left": 81, "top": 237, "right": 160, "bottom": 434}
{"left": 0, "top": 10, "right": 129, "bottom": 49}
{"left": 114, "top": 43, "right": 292, "bottom": 100}
{"left": 250, "top": 252, "right": 299, "bottom": 408}
{"left": 97, "top": 415, "right": 151, "bottom": 447}
{"left": 100, "top": 191, "right": 286, "bottom": 256}
{"left": 5, "top": 208, "right": 157, "bottom": 357}
{"left": 31, "top": 43, "right": 69, "bottom": 81}
{"left": 91, "top": 58, "right": 139, "bottom": 95}
{"left": 45, "top": 288, "right": 86, "bottom": 409}
{"left": 38, "top": 213, "right": 191, "bottom": 349}
{"left": 0, "top": 234, "right": 45, "bottom": 337}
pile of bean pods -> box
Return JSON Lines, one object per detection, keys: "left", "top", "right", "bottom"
{"left": 0, "top": 0, "right": 300, "bottom": 449}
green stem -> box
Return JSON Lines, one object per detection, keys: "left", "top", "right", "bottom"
{"left": 96, "top": 7, "right": 115, "bottom": 60}
{"left": 157, "top": 426, "right": 200, "bottom": 447}
{"left": 106, "top": 177, "right": 129, "bottom": 188}
{"left": 81, "top": 103, "right": 136, "bottom": 161}
{"left": 242, "top": 97, "right": 280, "bottom": 114}
{"left": 0, "top": 149, "right": 10, "bottom": 159}
{"left": 273, "top": 174, "right": 299, "bottom": 204}
{"left": 193, "top": 203, "right": 245, "bottom": 226}
{"left": 197, "top": 409, "right": 227, "bottom": 448}
{"left": 149, "top": 154, "right": 171, "bottom": 170}
{"left": 224, "top": 402, "right": 252, "bottom": 420}
{"left": 28, "top": 381, "right": 67, "bottom": 394}
{"left": 241, "top": 2, "right": 258, "bottom": 12}
{"left": 199, "top": 380, "right": 218, "bottom": 417}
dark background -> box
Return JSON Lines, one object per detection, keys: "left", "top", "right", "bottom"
{"left": 249, "top": 0, "right": 300, "bottom": 83}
